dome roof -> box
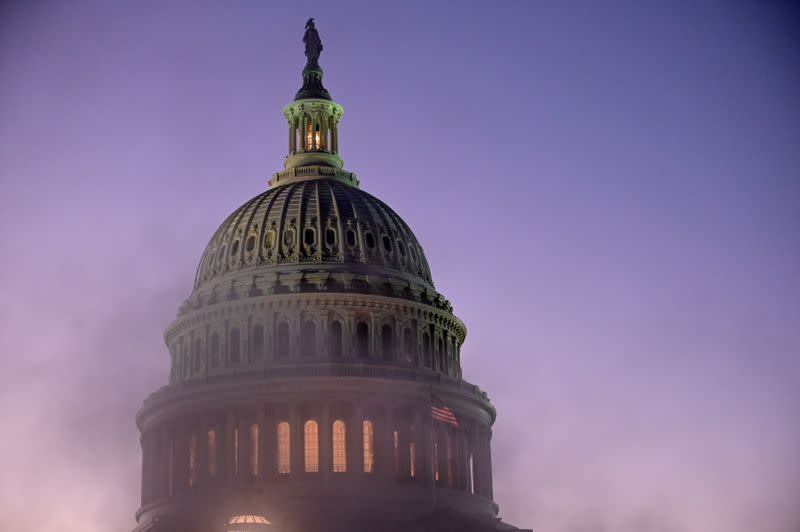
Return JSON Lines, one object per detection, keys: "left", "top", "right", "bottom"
{"left": 194, "top": 178, "right": 434, "bottom": 292}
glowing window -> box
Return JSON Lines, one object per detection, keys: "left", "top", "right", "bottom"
{"left": 188, "top": 433, "right": 197, "bottom": 487}
{"left": 277, "top": 421, "right": 290, "bottom": 474}
{"left": 362, "top": 420, "right": 374, "bottom": 473}
{"left": 208, "top": 429, "right": 217, "bottom": 478}
{"left": 332, "top": 420, "right": 347, "bottom": 472}
{"left": 304, "top": 420, "right": 319, "bottom": 472}
{"left": 250, "top": 424, "right": 259, "bottom": 477}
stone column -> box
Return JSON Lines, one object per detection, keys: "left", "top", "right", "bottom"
{"left": 300, "top": 114, "right": 307, "bottom": 153}
{"left": 198, "top": 416, "right": 209, "bottom": 487}
{"left": 256, "top": 408, "right": 266, "bottom": 482}
{"left": 224, "top": 411, "right": 236, "bottom": 487}
{"left": 290, "top": 406, "right": 302, "bottom": 476}
{"left": 348, "top": 404, "right": 362, "bottom": 476}
{"left": 321, "top": 404, "right": 331, "bottom": 478}
{"left": 263, "top": 408, "right": 276, "bottom": 479}
{"left": 288, "top": 117, "right": 295, "bottom": 154}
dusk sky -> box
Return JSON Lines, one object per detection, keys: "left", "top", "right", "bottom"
{"left": 1, "top": 2, "right": 799, "bottom": 531}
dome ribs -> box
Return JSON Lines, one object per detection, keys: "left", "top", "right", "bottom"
{"left": 256, "top": 188, "right": 282, "bottom": 264}
{"left": 193, "top": 179, "right": 437, "bottom": 296}
{"left": 327, "top": 182, "right": 345, "bottom": 263}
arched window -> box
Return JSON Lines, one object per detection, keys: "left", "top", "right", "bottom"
{"left": 188, "top": 433, "right": 197, "bottom": 487}
{"left": 403, "top": 328, "right": 415, "bottom": 364}
{"left": 362, "top": 420, "right": 374, "bottom": 473}
{"left": 422, "top": 332, "right": 431, "bottom": 368}
{"left": 276, "top": 322, "right": 290, "bottom": 359}
{"left": 229, "top": 328, "right": 241, "bottom": 364}
{"left": 277, "top": 421, "right": 290, "bottom": 474}
{"left": 250, "top": 424, "right": 259, "bottom": 477}
{"left": 381, "top": 324, "right": 393, "bottom": 361}
{"left": 207, "top": 429, "right": 217, "bottom": 479}
{"left": 304, "top": 420, "right": 319, "bottom": 473}
{"left": 209, "top": 332, "right": 220, "bottom": 369}
{"left": 300, "top": 321, "right": 316, "bottom": 357}
{"left": 328, "top": 320, "right": 343, "bottom": 358}
{"left": 332, "top": 420, "right": 347, "bottom": 472}
{"left": 356, "top": 322, "right": 369, "bottom": 358}
{"left": 251, "top": 324, "right": 264, "bottom": 362}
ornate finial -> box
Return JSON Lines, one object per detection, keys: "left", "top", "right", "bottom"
{"left": 295, "top": 18, "right": 331, "bottom": 101}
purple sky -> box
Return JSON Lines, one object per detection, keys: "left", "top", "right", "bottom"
{"left": 1, "top": 2, "right": 799, "bottom": 531}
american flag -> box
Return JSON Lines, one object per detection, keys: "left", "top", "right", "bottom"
{"left": 431, "top": 393, "right": 458, "bottom": 427}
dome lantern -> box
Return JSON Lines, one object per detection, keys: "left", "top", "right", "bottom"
{"left": 272, "top": 19, "right": 358, "bottom": 187}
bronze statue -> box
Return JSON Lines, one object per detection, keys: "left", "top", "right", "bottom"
{"left": 303, "top": 18, "right": 323, "bottom": 65}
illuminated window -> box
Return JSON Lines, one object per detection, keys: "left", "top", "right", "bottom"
{"left": 301, "top": 321, "right": 316, "bottom": 357}
{"left": 393, "top": 430, "right": 399, "bottom": 474}
{"left": 208, "top": 429, "right": 217, "bottom": 478}
{"left": 277, "top": 421, "right": 290, "bottom": 474}
{"left": 332, "top": 420, "right": 347, "bottom": 472}
{"left": 250, "top": 424, "right": 259, "bottom": 477}
{"left": 188, "top": 433, "right": 197, "bottom": 487}
{"left": 304, "top": 420, "right": 319, "bottom": 472}
{"left": 362, "top": 420, "right": 374, "bottom": 473}
{"left": 329, "top": 321, "right": 343, "bottom": 358}
{"left": 410, "top": 442, "right": 416, "bottom": 478}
